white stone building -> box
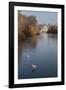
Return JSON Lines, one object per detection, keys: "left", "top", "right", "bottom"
{"left": 40, "top": 24, "right": 50, "bottom": 33}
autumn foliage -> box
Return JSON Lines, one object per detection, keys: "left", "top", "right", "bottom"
{"left": 18, "top": 14, "right": 39, "bottom": 41}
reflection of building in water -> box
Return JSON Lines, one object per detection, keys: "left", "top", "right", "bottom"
{"left": 47, "top": 34, "right": 57, "bottom": 48}
{"left": 42, "top": 33, "right": 57, "bottom": 48}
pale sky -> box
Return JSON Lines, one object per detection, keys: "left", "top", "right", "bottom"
{"left": 19, "top": 10, "right": 57, "bottom": 25}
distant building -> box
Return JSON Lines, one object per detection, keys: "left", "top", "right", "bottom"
{"left": 40, "top": 24, "right": 49, "bottom": 33}
{"left": 40, "top": 24, "right": 57, "bottom": 33}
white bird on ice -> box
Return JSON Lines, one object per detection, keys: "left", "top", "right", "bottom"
{"left": 32, "top": 64, "right": 37, "bottom": 69}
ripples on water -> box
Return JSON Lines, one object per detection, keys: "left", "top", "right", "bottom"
{"left": 18, "top": 33, "right": 57, "bottom": 79}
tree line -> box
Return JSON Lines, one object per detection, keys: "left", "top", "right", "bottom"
{"left": 18, "top": 13, "right": 39, "bottom": 41}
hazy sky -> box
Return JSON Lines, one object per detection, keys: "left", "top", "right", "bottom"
{"left": 19, "top": 10, "right": 57, "bottom": 25}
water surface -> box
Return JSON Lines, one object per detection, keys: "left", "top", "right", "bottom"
{"left": 18, "top": 33, "right": 57, "bottom": 79}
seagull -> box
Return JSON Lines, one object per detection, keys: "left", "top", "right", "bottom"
{"left": 32, "top": 64, "right": 37, "bottom": 69}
